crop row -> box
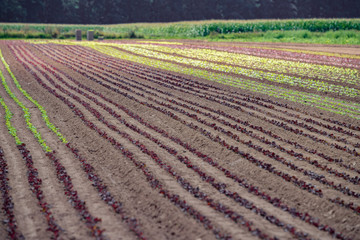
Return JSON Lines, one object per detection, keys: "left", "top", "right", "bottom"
{"left": 133, "top": 43, "right": 360, "bottom": 85}
{"left": 53, "top": 44, "right": 360, "bottom": 172}
{"left": 113, "top": 44, "right": 360, "bottom": 98}
{"left": 114, "top": 61, "right": 360, "bottom": 151}
{"left": 329, "top": 197, "right": 360, "bottom": 215}
{"left": 42, "top": 43, "right": 354, "bottom": 234}
{"left": 64, "top": 44, "right": 360, "bottom": 141}
{"left": 1, "top": 50, "right": 107, "bottom": 239}
{"left": 118, "top": 60, "right": 360, "bottom": 147}
{"left": 37, "top": 45, "right": 327, "bottom": 196}
{"left": 187, "top": 43, "right": 360, "bottom": 69}
{"left": 0, "top": 94, "right": 61, "bottom": 238}
{"left": 44, "top": 43, "right": 360, "bottom": 236}
{"left": 32, "top": 40, "right": 360, "bottom": 118}
{"left": 1, "top": 51, "right": 50, "bottom": 152}
{"left": 4, "top": 40, "right": 359, "bottom": 239}
{"left": 0, "top": 146, "right": 24, "bottom": 240}
{"left": 146, "top": 96, "right": 360, "bottom": 197}
{"left": 51, "top": 44, "right": 360, "bottom": 155}
{"left": 3, "top": 45, "right": 147, "bottom": 239}
{"left": 42, "top": 40, "right": 360, "bottom": 232}
{"left": 87, "top": 43, "right": 360, "bottom": 119}
{"left": 155, "top": 97, "right": 360, "bottom": 184}
{"left": 23, "top": 46, "right": 327, "bottom": 240}
{"left": 37, "top": 43, "right": 360, "bottom": 213}
{"left": 0, "top": 49, "right": 68, "bottom": 144}
{"left": 38, "top": 44, "right": 360, "bottom": 237}
{"left": 18, "top": 44, "right": 351, "bottom": 240}
{"left": 37, "top": 44, "right": 360, "bottom": 198}
{"left": 23, "top": 42, "right": 316, "bottom": 240}
{"left": 27, "top": 44, "right": 358, "bottom": 238}
{"left": 11, "top": 44, "right": 236, "bottom": 240}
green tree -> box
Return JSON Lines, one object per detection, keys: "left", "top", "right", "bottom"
{"left": 44, "top": 0, "right": 64, "bottom": 23}
{"left": 271, "top": 0, "right": 297, "bottom": 18}
{"left": 96, "top": 0, "right": 129, "bottom": 23}
{"left": 0, "top": 0, "right": 26, "bottom": 22}
{"left": 0, "top": 0, "right": 359, "bottom": 24}
{"left": 19, "top": 0, "right": 45, "bottom": 23}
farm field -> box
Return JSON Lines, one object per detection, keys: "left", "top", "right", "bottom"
{"left": 0, "top": 39, "right": 360, "bottom": 240}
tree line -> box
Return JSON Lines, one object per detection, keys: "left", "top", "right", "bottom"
{"left": 1, "top": 0, "right": 359, "bottom": 24}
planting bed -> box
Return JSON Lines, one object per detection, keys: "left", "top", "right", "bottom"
{"left": 0, "top": 39, "right": 359, "bottom": 240}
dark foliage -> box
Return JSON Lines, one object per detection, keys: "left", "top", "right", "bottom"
{"left": 0, "top": 0, "right": 359, "bottom": 24}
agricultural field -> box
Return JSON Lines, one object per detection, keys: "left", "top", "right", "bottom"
{"left": 0, "top": 39, "right": 359, "bottom": 240}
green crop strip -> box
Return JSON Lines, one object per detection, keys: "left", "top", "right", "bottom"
{"left": 0, "top": 65, "right": 22, "bottom": 145}
{"left": 26, "top": 40, "right": 360, "bottom": 119}
{"left": 134, "top": 44, "right": 360, "bottom": 85}
{"left": 0, "top": 95, "right": 22, "bottom": 145}
{"left": 0, "top": 49, "right": 67, "bottom": 144}
{"left": 86, "top": 44, "right": 360, "bottom": 119}
{"left": 0, "top": 51, "right": 51, "bottom": 151}
{"left": 255, "top": 46, "right": 360, "bottom": 60}
{"left": 114, "top": 44, "right": 360, "bottom": 98}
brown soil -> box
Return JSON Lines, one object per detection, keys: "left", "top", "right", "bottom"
{"left": 0, "top": 39, "right": 359, "bottom": 240}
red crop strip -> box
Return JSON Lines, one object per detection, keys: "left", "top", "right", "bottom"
{"left": 29, "top": 44, "right": 356, "bottom": 237}
{"left": 37, "top": 45, "right": 360, "bottom": 199}
{"left": 176, "top": 97, "right": 360, "bottom": 175}
{"left": 17, "top": 143, "right": 61, "bottom": 239}
{"left": 46, "top": 44, "right": 360, "bottom": 200}
{"left": 38, "top": 46, "right": 328, "bottom": 195}
{"left": 106, "top": 45, "right": 360, "bottom": 150}
{"left": 59, "top": 45, "right": 360, "bottom": 158}
{"left": 160, "top": 97, "right": 360, "bottom": 184}
{"left": 20, "top": 45, "right": 287, "bottom": 240}
{"left": 61, "top": 44, "right": 360, "bottom": 146}
{"left": 22, "top": 47, "right": 317, "bottom": 240}
{"left": 5, "top": 48, "right": 107, "bottom": 239}
{"left": 65, "top": 44, "right": 360, "bottom": 134}
{"left": 65, "top": 142, "right": 145, "bottom": 240}
{"left": 45, "top": 151, "right": 105, "bottom": 239}
{"left": 27, "top": 44, "right": 350, "bottom": 239}
{"left": 147, "top": 96, "right": 360, "bottom": 198}
{"left": 0, "top": 147, "right": 24, "bottom": 239}
{"left": 328, "top": 197, "right": 360, "bottom": 215}
{"left": 66, "top": 48, "right": 358, "bottom": 187}
{"left": 62, "top": 45, "right": 360, "bottom": 176}
{"left": 8, "top": 46, "right": 145, "bottom": 239}
{"left": 36, "top": 44, "right": 325, "bottom": 198}
{"left": 11, "top": 44, "right": 233, "bottom": 240}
